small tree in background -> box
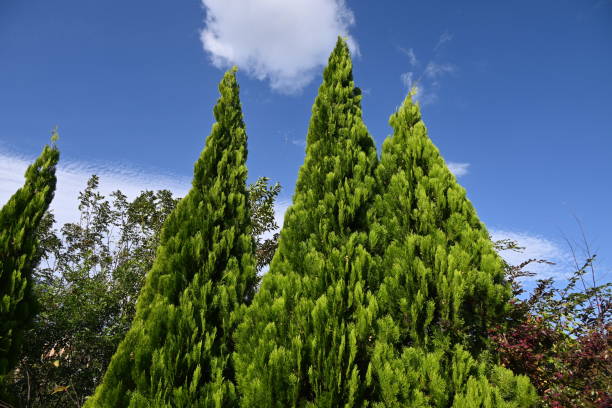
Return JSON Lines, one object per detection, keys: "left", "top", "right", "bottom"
{"left": 0, "top": 136, "right": 59, "bottom": 399}
{"left": 7, "top": 178, "right": 178, "bottom": 407}
{"left": 6, "top": 174, "right": 280, "bottom": 407}
{"left": 84, "top": 68, "right": 257, "bottom": 407}
{"left": 248, "top": 177, "right": 281, "bottom": 272}
{"left": 235, "top": 37, "right": 380, "bottom": 407}
{"left": 369, "top": 93, "right": 537, "bottom": 406}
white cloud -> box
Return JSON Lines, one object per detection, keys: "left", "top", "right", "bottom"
{"left": 490, "top": 229, "right": 573, "bottom": 280}
{"left": 447, "top": 162, "right": 470, "bottom": 177}
{"left": 0, "top": 150, "right": 190, "bottom": 228}
{"left": 258, "top": 199, "right": 290, "bottom": 246}
{"left": 200, "top": 0, "right": 358, "bottom": 94}
{"left": 274, "top": 200, "right": 290, "bottom": 230}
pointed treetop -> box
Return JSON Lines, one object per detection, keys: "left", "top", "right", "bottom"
{"left": 84, "top": 68, "right": 254, "bottom": 407}
{"left": 334, "top": 35, "right": 351, "bottom": 55}
{"left": 50, "top": 126, "right": 59, "bottom": 144}
{"left": 388, "top": 90, "right": 424, "bottom": 139}
{"left": 235, "top": 33, "right": 378, "bottom": 407}
{"left": 408, "top": 85, "right": 419, "bottom": 99}
{"left": 1, "top": 140, "right": 59, "bottom": 387}
{"left": 213, "top": 67, "right": 243, "bottom": 125}
{"left": 369, "top": 91, "right": 536, "bottom": 407}
{"left": 321, "top": 36, "right": 354, "bottom": 85}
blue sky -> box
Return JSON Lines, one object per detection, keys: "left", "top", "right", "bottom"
{"left": 1, "top": 0, "right": 611, "bottom": 283}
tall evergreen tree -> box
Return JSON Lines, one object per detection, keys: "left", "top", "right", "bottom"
{"left": 84, "top": 68, "right": 257, "bottom": 407}
{"left": 370, "top": 92, "right": 537, "bottom": 406}
{"left": 0, "top": 138, "right": 59, "bottom": 383}
{"left": 235, "top": 37, "right": 380, "bottom": 407}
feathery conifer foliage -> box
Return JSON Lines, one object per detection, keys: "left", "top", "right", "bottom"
{"left": 370, "top": 93, "right": 537, "bottom": 406}
{"left": 84, "top": 68, "right": 256, "bottom": 407}
{"left": 374, "top": 91, "right": 510, "bottom": 353}
{"left": 235, "top": 37, "right": 380, "bottom": 407}
{"left": 0, "top": 138, "right": 59, "bottom": 383}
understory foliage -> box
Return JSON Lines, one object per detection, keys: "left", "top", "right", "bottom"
{"left": 0, "top": 137, "right": 59, "bottom": 401}
{"left": 491, "top": 241, "right": 611, "bottom": 408}
{"left": 7, "top": 177, "right": 179, "bottom": 407}
{"left": 369, "top": 92, "right": 537, "bottom": 407}
{"left": 6, "top": 173, "right": 280, "bottom": 407}
{"left": 235, "top": 37, "right": 380, "bottom": 407}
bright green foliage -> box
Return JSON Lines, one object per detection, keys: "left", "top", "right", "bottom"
{"left": 235, "top": 37, "right": 379, "bottom": 407}
{"left": 6, "top": 176, "right": 280, "bottom": 407}
{"left": 371, "top": 341, "right": 536, "bottom": 407}
{"left": 7, "top": 179, "right": 179, "bottom": 407}
{"left": 248, "top": 177, "right": 281, "bottom": 271}
{"left": 0, "top": 140, "right": 59, "bottom": 382}
{"left": 84, "top": 68, "right": 256, "bottom": 407}
{"left": 370, "top": 93, "right": 537, "bottom": 406}
{"left": 373, "top": 92, "right": 509, "bottom": 352}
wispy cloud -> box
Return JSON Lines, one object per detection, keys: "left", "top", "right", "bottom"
{"left": 291, "top": 139, "right": 306, "bottom": 148}
{"left": 399, "top": 34, "right": 456, "bottom": 105}
{"left": 0, "top": 150, "right": 190, "bottom": 228}
{"left": 400, "top": 71, "right": 433, "bottom": 104}
{"left": 434, "top": 30, "right": 453, "bottom": 52}
{"left": 447, "top": 162, "right": 470, "bottom": 177}
{"left": 490, "top": 229, "right": 574, "bottom": 280}
{"left": 424, "top": 62, "right": 456, "bottom": 79}
{"left": 400, "top": 71, "right": 417, "bottom": 89}
{"left": 200, "top": 0, "right": 358, "bottom": 94}
{"left": 399, "top": 47, "right": 418, "bottom": 67}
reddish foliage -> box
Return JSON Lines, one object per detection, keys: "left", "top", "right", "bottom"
{"left": 490, "top": 247, "right": 611, "bottom": 407}
{"left": 491, "top": 303, "right": 611, "bottom": 407}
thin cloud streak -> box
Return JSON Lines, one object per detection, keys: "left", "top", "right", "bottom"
{"left": 491, "top": 229, "right": 574, "bottom": 281}
{"left": 434, "top": 30, "right": 453, "bottom": 52}
{"left": 424, "top": 62, "right": 456, "bottom": 79}
{"left": 399, "top": 46, "right": 418, "bottom": 67}
{"left": 447, "top": 162, "right": 470, "bottom": 177}
{"left": 291, "top": 139, "right": 306, "bottom": 148}
{"left": 399, "top": 46, "right": 456, "bottom": 105}
{"left": 0, "top": 150, "right": 190, "bottom": 228}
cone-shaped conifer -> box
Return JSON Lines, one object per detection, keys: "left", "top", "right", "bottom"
{"left": 370, "top": 93, "right": 537, "bottom": 406}
{"left": 235, "top": 37, "right": 380, "bottom": 407}
{"left": 84, "top": 68, "right": 257, "bottom": 407}
{"left": 0, "top": 139, "right": 59, "bottom": 381}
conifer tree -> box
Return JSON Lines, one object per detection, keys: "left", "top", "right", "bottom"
{"left": 84, "top": 68, "right": 257, "bottom": 407}
{"left": 370, "top": 92, "right": 537, "bottom": 406}
{"left": 0, "top": 137, "right": 59, "bottom": 382}
{"left": 235, "top": 37, "right": 380, "bottom": 407}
